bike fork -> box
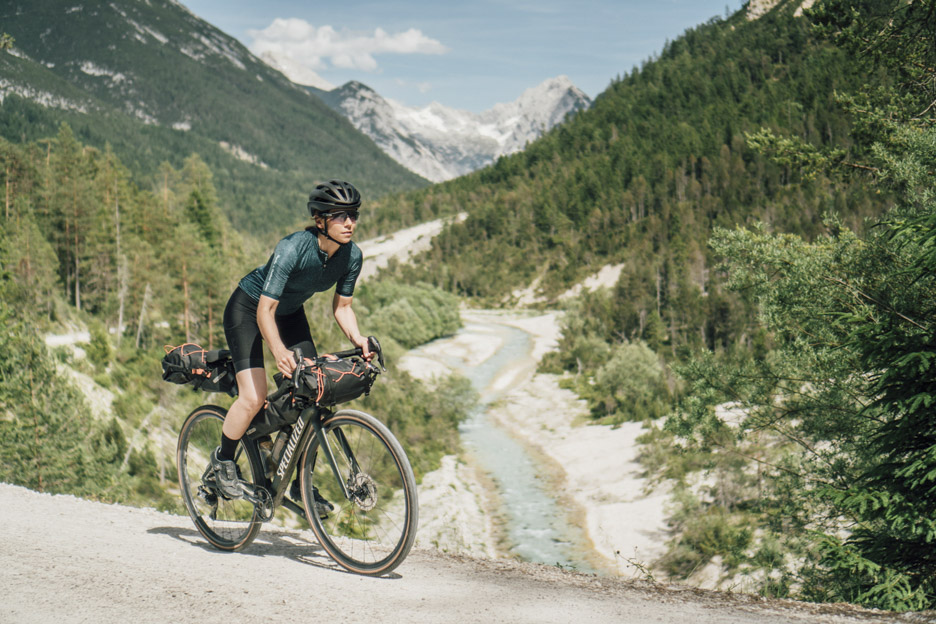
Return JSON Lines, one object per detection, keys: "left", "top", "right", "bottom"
{"left": 312, "top": 415, "right": 353, "bottom": 501}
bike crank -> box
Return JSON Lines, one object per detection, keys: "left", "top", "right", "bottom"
{"left": 241, "top": 484, "right": 274, "bottom": 521}
{"left": 199, "top": 474, "right": 274, "bottom": 522}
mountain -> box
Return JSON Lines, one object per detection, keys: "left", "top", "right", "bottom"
{"left": 0, "top": 0, "right": 427, "bottom": 235}
{"left": 381, "top": 1, "right": 886, "bottom": 347}
{"left": 308, "top": 77, "right": 591, "bottom": 183}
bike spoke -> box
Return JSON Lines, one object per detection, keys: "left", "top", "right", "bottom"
{"left": 177, "top": 406, "right": 262, "bottom": 550}
{"left": 301, "top": 410, "right": 417, "bottom": 575}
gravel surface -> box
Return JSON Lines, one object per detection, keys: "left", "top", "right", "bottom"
{"left": 3, "top": 484, "right": 923, "bottom": 624}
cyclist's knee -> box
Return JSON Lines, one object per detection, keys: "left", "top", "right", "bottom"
{"left": 235, "top": 368, "right": 266, "bottom": 398}
{"left": 237, "top": 393, "right": 265, "bottom": 415}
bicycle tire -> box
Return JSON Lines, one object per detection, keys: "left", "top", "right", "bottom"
{"left": 299, "top": 409, "right": 418, "bottom": 575}
{"left": 176, "top": 405, "right": 263, "bottom": 551}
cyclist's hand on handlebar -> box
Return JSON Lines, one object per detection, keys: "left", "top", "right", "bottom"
{"left": 274, "top": 347, "right": 297, "bottom": 378}
{"left": 351, "top": 335, "right": 374, "bottom": 361}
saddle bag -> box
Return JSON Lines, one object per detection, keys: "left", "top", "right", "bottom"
{"left": 161, "top": 343, "right": 237, "bottom": 397}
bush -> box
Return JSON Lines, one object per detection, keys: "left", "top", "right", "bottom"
{"left": 86, "top": 322, "right": 112, "bottom": 368}
{"left": 587, "top": 341, "right": 670, "bottom": 423}
{"left": 362, "top": 281, "right": 461, "bottom": 348}
{"left": 661, "top": 500, "right": 753, "bottom": 579}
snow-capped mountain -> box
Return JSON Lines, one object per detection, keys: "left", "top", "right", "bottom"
{"left": 309, "top": 77, "right": 592, "bottom": 182}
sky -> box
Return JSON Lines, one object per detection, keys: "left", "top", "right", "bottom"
{"left": 181, "top": 1, "right": 746, "bottom": 113}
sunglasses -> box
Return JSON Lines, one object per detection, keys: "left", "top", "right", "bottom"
{"left": 324, "top": 210, "right": 359, "bottom": 224}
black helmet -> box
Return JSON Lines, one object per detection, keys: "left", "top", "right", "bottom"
{"left": 307, "top": 180, "right": 361, "bottom": 216}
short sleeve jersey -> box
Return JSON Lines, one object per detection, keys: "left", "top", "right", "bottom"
{"left": 237, "top": 229, "right": 363, "bottom": 315}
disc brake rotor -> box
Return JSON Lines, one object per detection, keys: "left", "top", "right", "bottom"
{"left": 348, "top": 473, "right": 378, "bottom": 511}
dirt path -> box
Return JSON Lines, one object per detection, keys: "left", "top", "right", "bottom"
{"left": 2, "top": 484, "right": 910, "bottom": 624}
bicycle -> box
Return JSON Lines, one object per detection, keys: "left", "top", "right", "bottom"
{"left": 175, "top": 337, "right": 418, "bottom": 576}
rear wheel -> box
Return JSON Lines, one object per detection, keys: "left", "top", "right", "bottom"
{"left": 299, "top": 409, "right": 418, "bottom": 575}
{"left": 177, "top": 405, "right": 263, "bottom": 551}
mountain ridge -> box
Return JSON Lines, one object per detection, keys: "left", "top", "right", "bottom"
{"left": 307, "top": 76, "right": 592, "bottom": 182}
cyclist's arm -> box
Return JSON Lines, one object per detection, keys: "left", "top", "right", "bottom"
{"left": 332, "top": 292, "right": 372, "bottom": 360}
{"left": 257, "top": 295, "right": 295, "bottom": 375}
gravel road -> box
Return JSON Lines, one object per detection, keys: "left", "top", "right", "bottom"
{"left": 3, "top": 484, "right": 923, "bottom": 624}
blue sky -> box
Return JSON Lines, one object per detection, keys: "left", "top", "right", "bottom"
{"left": 181, "top": 1, "right": 745, "bottom": 113}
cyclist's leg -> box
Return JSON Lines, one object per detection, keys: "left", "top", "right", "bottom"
{"left": 212, "top": 289, "right": 268, "bottom": 498}
{"left": 277, "top": 305, "right": 317, "bottom": 359}
{"left": 222, "top": 368, "right": 267, "bottom": 438}
{"left": 221, "top": 288, "right": 268, "bottom": 439}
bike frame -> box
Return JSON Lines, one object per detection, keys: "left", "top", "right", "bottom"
{"left": 246, "top": 349, "right": 378, "bottom": 521}
{"left": 257, "top": 404, "right": 354, "bottom": 520}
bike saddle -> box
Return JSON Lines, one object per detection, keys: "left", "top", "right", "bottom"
{"left": 205, "top": 349, "right": 232, "bottom": 364}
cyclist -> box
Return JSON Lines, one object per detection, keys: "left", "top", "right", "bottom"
{"left": 209, "top": 180, "right": 372, "bottom": 510}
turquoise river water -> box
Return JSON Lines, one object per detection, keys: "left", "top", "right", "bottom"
{"left": 409, "top": 317, "right": 596, "bottom": 572}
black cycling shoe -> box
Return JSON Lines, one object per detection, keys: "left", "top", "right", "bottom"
{"left": 290, "top": 479, "right": 335, "bottom": 518}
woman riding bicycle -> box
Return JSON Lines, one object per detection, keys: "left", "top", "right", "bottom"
{"left": 209, "top": 180, "right": 372, "bottom": 506}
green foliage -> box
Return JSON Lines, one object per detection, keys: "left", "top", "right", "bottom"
{"left": 661, "top": 500, "right": 754, "bottom": 579}
{"left": 360, "top": 281, "right": 462, "bottom": 349}
{"left": 798, "top": 536, "right": 931, "bottom": 612}
{"left": 809, "top": 0, "right": 936, "bottom": 117}
{"left": 0, "top": 125, "right": 463, "bottom": 516}
{"left": 384, "top": 3, "right": 888, "bottom": 363}
{"left": 543, "top": 291, "right": 673, "bottom": 423}
{"left": 578, "top": 341, "right": 670, "bottom": 424}
{"left": 86, "top": 322, "right": 111, "bottom": 368}
{"left": 0, "top": 0, "right": 426, "bottom": 237}
{"left": 0, "top": 300, "right": 119, "bottom": 497}
{"left": 663, "top": 24, "right": 936, "bottom": 608}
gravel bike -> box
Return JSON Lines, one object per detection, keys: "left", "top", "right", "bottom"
{"left": 175, "top": 338, "right": 418, "bottom": 576}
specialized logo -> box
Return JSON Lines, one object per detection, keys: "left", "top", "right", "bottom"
{"left": 276, "top": 415, "right": 305, "bottom": 479}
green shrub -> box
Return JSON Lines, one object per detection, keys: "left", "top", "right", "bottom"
{"left": 362, "top": 281, "right": 461, "bottom": 348}
{"left": 662, "top": 503, "right": 753, "bottom": 579}
{"left": 587, "top": 341, "right": 670, "bottom": 423}
{"left": 86, "top": 322, "right": 112, "bottom": 368}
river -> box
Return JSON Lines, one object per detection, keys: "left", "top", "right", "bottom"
{"left": 406, "top": 313, "right": 598, "bottom": 572}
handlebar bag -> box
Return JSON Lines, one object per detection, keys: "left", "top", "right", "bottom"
{"left": 301, "top": 358, "right": 377, "bottom": 406}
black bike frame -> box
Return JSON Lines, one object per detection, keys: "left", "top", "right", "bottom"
{"left": 258, "top": 405, "right": 363, "bottom": 522}
{"left": 242, "top": 340, "right": 382, "bottom": 521}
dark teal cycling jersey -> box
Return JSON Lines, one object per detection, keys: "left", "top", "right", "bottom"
{"left": 237, "top": 229, "right": 363, "bottom": 314}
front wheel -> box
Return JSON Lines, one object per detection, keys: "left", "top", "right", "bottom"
{"left": 299, "top": 409, "right": 418, "bottom": 575}
{"left": 177, "top": 405, "right": 263, "bottom": 551}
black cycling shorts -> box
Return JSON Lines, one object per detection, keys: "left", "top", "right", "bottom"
{"left": 222, "top": 287, "right": 317, "bottom": 373}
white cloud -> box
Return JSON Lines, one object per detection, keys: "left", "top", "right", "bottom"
{"left": 247, "top": 18, "right": 448, "bottom": 74}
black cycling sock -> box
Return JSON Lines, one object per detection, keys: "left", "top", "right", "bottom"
{"left": 219, "top": 433, "right": 239, "bottom": 462}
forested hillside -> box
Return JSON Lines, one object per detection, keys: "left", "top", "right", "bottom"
{"left": 5, "top": 0, "right": 936, "bottom": 612}
{"left": 0, "top": 0, "right": 427, "bottom": 237}
{"left": 380, "top": 1, "right": 888, "bottom": 357}
{"left": 377, "top": 0, "right": 936, "bottom": 611}
{"left": 0, "top": 119, "right": 469, "bottom": 509}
